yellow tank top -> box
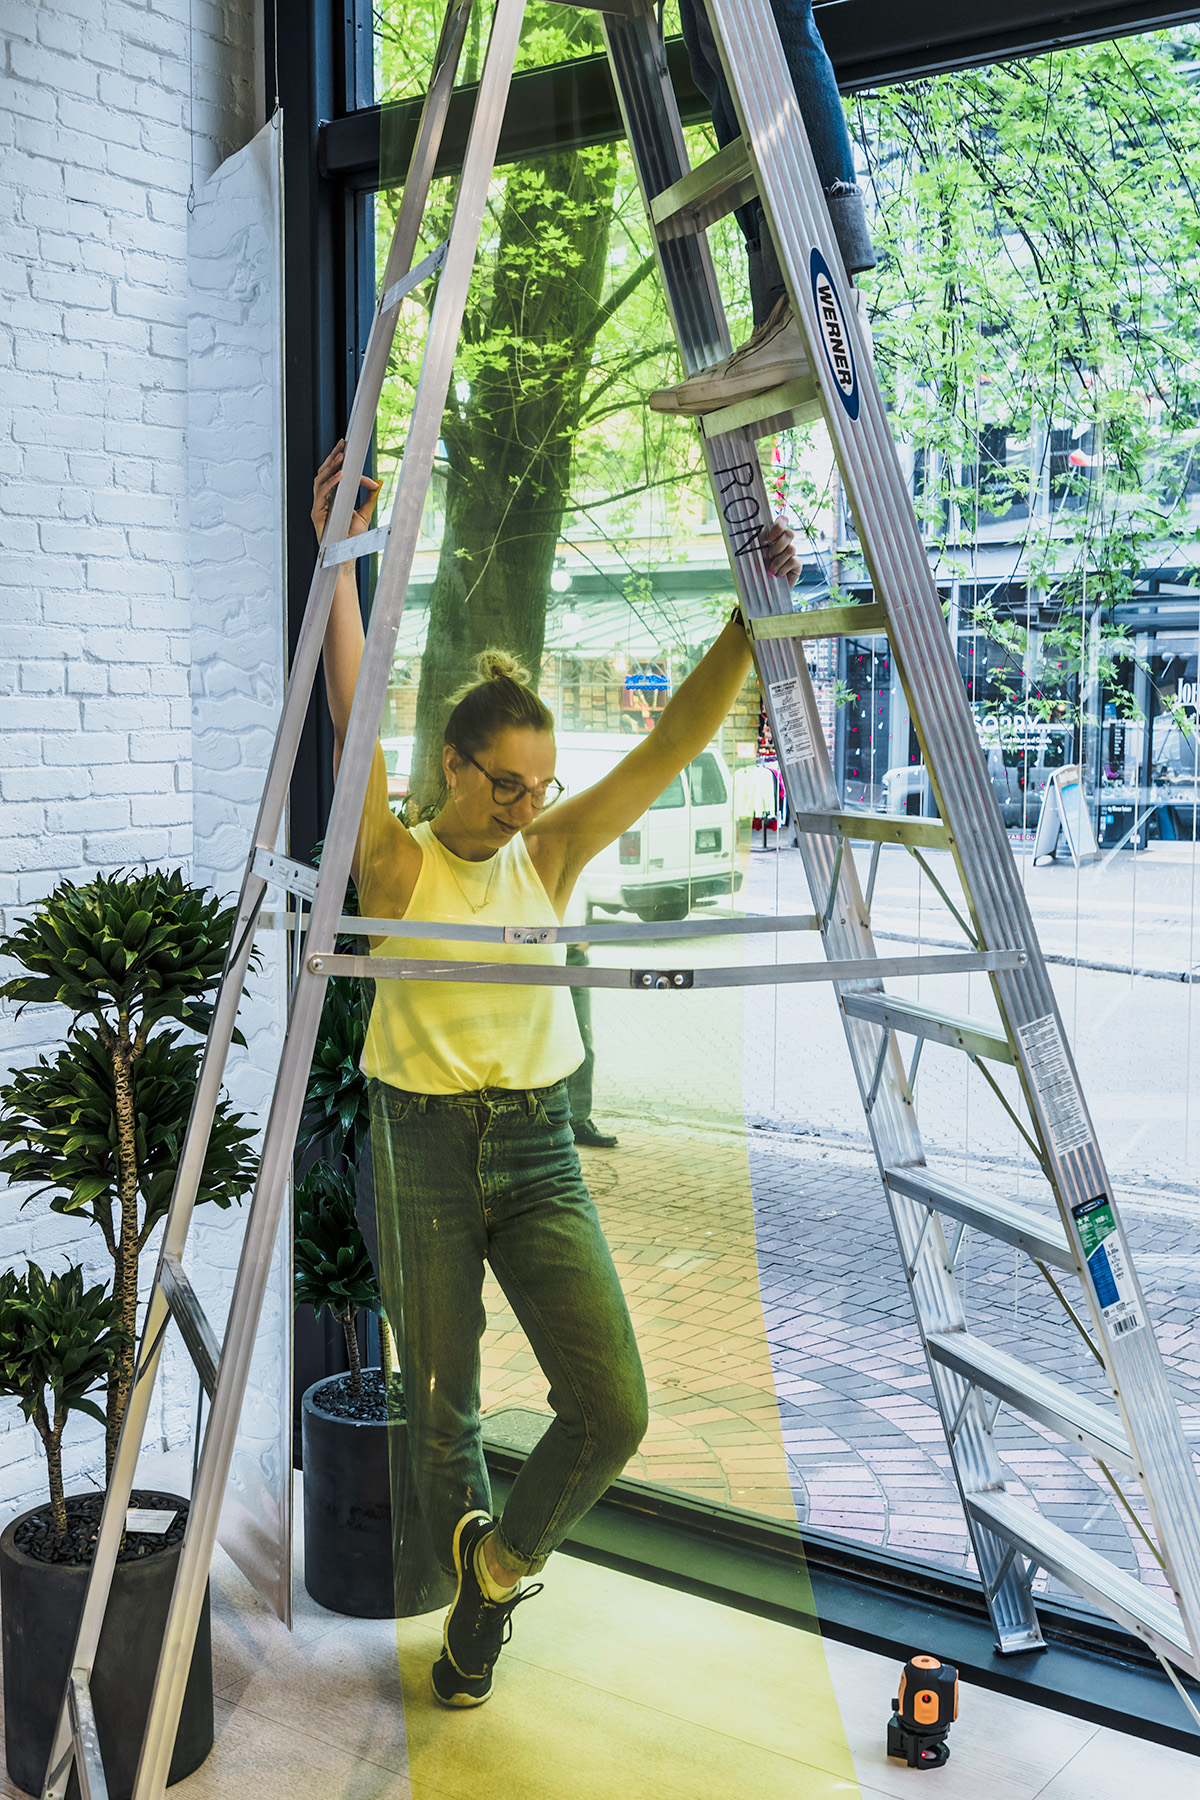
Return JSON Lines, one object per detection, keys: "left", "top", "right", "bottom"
{"left": 359, "top": 821, "right": 584, "bottom": 1095}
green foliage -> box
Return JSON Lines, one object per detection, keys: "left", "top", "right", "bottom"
{"left": 0, "top": 868, "right": 241, "bottom": 1043}
{"left": 296, "top": 984, "right": 370, "bottom": 1170}
{"left": 0, "top": 1028, "right": 257, "bottom": 1255}
{"left": 852, "top": 31, "right": 1200, "bottom": 720}
{"left": 0, "top": 1264, "right": 124, "bottom": 1539}
{"left": 0, "top": 867, "right": 259, "bottom": 1475}
{"left": 294, "top": 1165, "right": 379, "bottom": 1325}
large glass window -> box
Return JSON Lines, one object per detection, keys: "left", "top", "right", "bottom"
{"left": 343, "top": 10, "right": 1200, "bottom": 1607}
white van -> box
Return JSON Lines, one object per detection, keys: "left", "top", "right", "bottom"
{"left": 380, "top": 730, "right": 741, "bottom": 923}
{"left": 554, "top": 732, "right": 741, "bottom": 923}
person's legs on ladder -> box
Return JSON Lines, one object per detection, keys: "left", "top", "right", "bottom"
{"left": 653, "top": 0, "right": 876, "bottom": 415}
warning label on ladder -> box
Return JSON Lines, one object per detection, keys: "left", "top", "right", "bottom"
{"left": 767, "top": 677, "right": 816, "bottom": 769}
{"left": 1071, "top": 1194, "right": 1145, "bottom": 1338}
{"left": 1017, "top": 1015, "right": 1092, "bottom": 1157}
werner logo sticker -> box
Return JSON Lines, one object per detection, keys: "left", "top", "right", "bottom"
{"left": 809, "top": 249, "right": 859, "bottom": 420}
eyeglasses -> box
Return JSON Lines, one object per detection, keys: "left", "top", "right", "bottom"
{"left": 460, "top": 748, "right": 564, "bottom": 811}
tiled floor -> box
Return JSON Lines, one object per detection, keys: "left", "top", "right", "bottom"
{"left": 34, "top": 1534, "right": 1192, "bottom": 1800}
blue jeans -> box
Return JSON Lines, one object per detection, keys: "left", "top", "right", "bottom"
{"left": 368, "top": 1077, "right": 648, "bottom": 1579}
{"left": 678, "top": 0, "right": 875, "bottom": 318}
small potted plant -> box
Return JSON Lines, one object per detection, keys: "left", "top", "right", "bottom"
{"left": 295, "top": 1158, "right": 451, "bottom": 1619}
{"left": 0, "top": 869, "right": 258, "bottom": 1797}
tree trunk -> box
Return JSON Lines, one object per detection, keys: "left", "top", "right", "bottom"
{"left": 378, "top": 1312, "right": 392, "bottom": 1376}
{"left": 108, "top": 1032, "right": 140, "bottom": 1477}
{"left": 33, "top": 1398, "right": 66, "bottom": 1542}
{"left": 410, "top": 134, "right": 620, "bottom": 804}
{"left": 340, "top": 1307, "right": 363, "bottom": 1398}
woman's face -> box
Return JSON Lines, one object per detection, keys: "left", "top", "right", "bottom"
{"left": 444, "top": 727, "right": 558, "bottom": 849}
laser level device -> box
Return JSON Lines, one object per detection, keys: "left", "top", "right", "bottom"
{"left": 887, "top": 1655, "right": 958, "bottom": 1768}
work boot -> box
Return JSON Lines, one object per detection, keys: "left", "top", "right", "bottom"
{"left": 431, "top": 1512, "right": 543, "bottom": 1708}
{"left": 648, "top": 290, "right": 871, "bottom": 417}
{"left": 573, "top": 1118, "right": 619, "bottom": 1149}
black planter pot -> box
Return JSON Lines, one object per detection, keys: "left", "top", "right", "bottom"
{"left": 0, "top": 1492, "right": 213, "bottom": 1800}
{"left": 301, "top": 1374, "right": 454, "bottom": 1619}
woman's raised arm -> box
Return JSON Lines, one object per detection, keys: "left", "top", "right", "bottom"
{"left": 312, "top": 443, "right": 418, "bottom": 901}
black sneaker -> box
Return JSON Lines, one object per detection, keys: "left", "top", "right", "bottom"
{"left": 431, "top": 1512, "right": 542, "bottom": 1708}
{"left": 572, "top": 1118, "right": 619, "bottom": 1149}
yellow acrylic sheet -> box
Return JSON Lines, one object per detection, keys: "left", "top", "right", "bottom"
{"left": 363, "top": 926, "right": 862, "bottom": 1799}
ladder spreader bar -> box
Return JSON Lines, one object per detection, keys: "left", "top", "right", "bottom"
{"left": 927, "top": 1330, "right": 1135, "bottom": 1471}
{"left": 842, "top": 993, "right": 1015, "bottom": 1063}
{"left": 282, "top": 909, "right": 824, "bottom": 944}
{"left": 884, "top": 1167, "right": 1074, "bottom": 1270}
{"left": 308, "top": 947, "right": 1025, "bottom": 988}
{"left": 747, "top": 601, "right": 888, "bottom": 642}
{"left": 650, "top": 135, "right": 756, "bottom": 236}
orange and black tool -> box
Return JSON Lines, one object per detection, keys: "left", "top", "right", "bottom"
{"left": 887, "top": 1654, "right": 959, "bottom": 1768}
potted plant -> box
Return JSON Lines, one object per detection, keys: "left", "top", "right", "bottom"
{"left": 0, "top": 869, "right": 258, "bottom": 1797}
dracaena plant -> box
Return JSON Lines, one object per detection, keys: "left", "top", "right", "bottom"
{"left": 0, "top": 869, "right": 260, "bottom": 1476}
{"left": 293, "top": 1163, "right": 381, "bottom": 1399}
{"left": 0, "top": 1264, "right": 124, "bottom": 1542}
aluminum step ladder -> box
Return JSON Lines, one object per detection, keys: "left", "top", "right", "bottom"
{"left": 45, "top": 2, "right": 1200, "bottom": 1795}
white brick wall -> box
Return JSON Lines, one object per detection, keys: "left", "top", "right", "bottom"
{"left": 0, "top": 0, "right": 263, "bottom": 1518}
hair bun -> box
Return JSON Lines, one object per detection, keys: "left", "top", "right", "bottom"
{"left": 474, "top": 647, "right": 530, "bottom": 686}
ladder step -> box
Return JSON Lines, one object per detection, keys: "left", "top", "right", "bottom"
{"left": 885, "top": 1167, "right": 1073, "bottom": 1270}
{"left": 841, "top": 993, "right": 1014, "bottom": 1064}
{"left": 748, "top": 601, "right": 888, "bottom": 643}
{"left": 700, "top": 375, "right": 822, "bottom": 442}
{"left": 650, "top": 136, "right": 757, "bottom": 237}
{"left": 252, "top": 847, "right": 319, "bottom": 902}
{"left": 159, "top": 1253, "right": 219, "bottom": 1399}
{"left": 67, "top": 1674, "right": 107, "bottom": 1800}
{"left": 927, "top": 1330, "right": 1133, "bottom": 1471}
{"left": 965, "top": 1490, "right": 1194, "bottom": 1670}
{"left": 791, "top": 808, "right": 947, "bottom": 849}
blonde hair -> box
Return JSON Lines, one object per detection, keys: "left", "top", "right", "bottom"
{"left": 443, "top": 647, "right": 554, "bottom": 758}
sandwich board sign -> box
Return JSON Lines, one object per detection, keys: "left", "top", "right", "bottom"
{"left": 1032, "top": 765, "right": 1100, "bottom": 867}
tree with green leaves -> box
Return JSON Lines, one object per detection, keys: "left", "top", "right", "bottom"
{"left": 0, "top": 870, "right": 259, "bottom": 1474}
{"left": 0, "top": 1265, "right": 123, "bottom": 1542}
{"left": 851, "top": 30, "right": 1200, "bottom": 729}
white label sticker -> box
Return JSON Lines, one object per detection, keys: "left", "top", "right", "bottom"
{"left": 767, "top": 678, "right": 815, "bottom": 767}
{"left": 1017, "top": 1015, "right": 1092, "bottom": 1156}
{"left": 126, "top": 1508, "right": 177, "bottom": 1534}
{"left": 1071, "top": 1194, "right": 1145, "bottom": 1337}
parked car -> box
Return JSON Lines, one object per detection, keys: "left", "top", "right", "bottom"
{"left": 380, "top": 731, "right": 741, "bottom": 923}
{"left": 880, "top": 726, "right": 1073, "bottom": 827}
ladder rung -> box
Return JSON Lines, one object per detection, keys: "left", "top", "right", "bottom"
{"left": 841, "top": 993, "right": 1014, "bottom": 1064}
{"left": 160, "top": 1253, "right": 219, "bottom": 1400}
{"left": 650, "top": 136, "right": 757, "bottom": 237}
{"left": 885, "top": 1167, "right": 1073, "bottom": 1270}
{"left": 965, "top": 1490, "right": 1195, "bottom": 1671}
{"left": 791, "top": 808, "right": 947, "bottom": 848}
{"left": 67, "top": 1674, "right": 108, "bottom": 1800}
{"left": 748, "top": 602, "right": 888, "bottom": 642}
{"left": 253, "top": 848, "right": 319, "bottom": 902}
{"left": 927, "top": 1330, "right": 1133, "bottom": 1471}
{"left": 701, "top": 374, "right": 822, "bottom": 441}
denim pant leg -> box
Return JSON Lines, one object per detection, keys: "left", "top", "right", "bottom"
{"left": 480, "top": 1085, "right": 649, "bottom": 1577}
{"left": 369, "top": 1082, "right": 494, "bottom": 1575}
{"left": 565, "top": 945, "right": 594, "bottom": 1124}
{"left": 677, "top": 0, "right": 875, "bottom": 313}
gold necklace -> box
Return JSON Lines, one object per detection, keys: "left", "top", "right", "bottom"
{"left": 433, "top": 831, "right": 500, "bottom": 916}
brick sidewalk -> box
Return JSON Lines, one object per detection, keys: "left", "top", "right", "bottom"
{"left": 479, "top": 1117, "right": 1200, "bottom": 1606}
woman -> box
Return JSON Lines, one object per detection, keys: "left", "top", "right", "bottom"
{"left": 313, "top": 442, "right": 796, "bottom": 1708}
